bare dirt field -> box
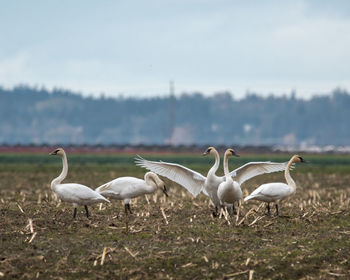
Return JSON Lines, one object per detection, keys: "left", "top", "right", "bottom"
{"left": 0, "top": 153, "right": 349, "bottom": 279}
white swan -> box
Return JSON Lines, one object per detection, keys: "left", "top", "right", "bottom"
{"left": 95, "top": 172, "right": 168, "bottom": 231}
{"left": 202, "top": 147, "right": 226, "bottom": 216}
{"left": 50, "top": 148, "right": 110, "bottom": 218}
{"left": 244, "top": 154, "right": 306, "bottom": 216}
{"left": 217, "top": 149, "right": 242, "bottom": 214}
{"left": 135, "top": 147, "right": 289, "bottom": 216}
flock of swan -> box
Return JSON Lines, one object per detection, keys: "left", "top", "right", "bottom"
{"left": 49, "top": 147, "right": 306, "bottom": 230}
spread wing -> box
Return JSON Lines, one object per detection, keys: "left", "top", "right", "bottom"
{"left": 229, "top": 161, "right": 291, "bottom": 185}
{"left": 202, "top": 188, "right": 209, "bottom": 196}
{"left": 135, "top": 155, "right": 206, "bottom": 197}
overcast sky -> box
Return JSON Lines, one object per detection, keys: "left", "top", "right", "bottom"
{"left": 1, "top": 0, "right": 350, "bottom": 98}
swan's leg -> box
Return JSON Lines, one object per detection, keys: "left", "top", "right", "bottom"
{"left": 124, "top": 204, "right": 129, "bottom": 233}
{"left": 227, "top": 204, "right": 233, "bottom": 216}
{"left": 72, "top": 203, "right": 78, "bottom": 219}
{"left": 126, "top": 203, "right": 132, "bottom": 214}
{"left": 266, "top": 203, "right": 271, "bottom": 216}
{"left": 232, "top": 203, "right": 237, "bottom": 215}
{"left": 275, "top": 204, "right": 279, "bottom": 216}
{"left": 236, "top": 201, "right": 241, "bottom": 224}
{"left": 227, "top": 204, "right": 235, "bottom": 216}
{"left": 219, "top": 205, "right": 226, "bottom": 218}
{"left": 84, "top": 205, "right": 89, "bottom": 218}
{"left": 212, "top": 206, "right": 219, "bottom": 217}
{"left": 73, "top": 207, "right": 77, "bottom": 219}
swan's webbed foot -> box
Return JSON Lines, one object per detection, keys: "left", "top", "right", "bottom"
{"left": 84, "top": 205, "right": 90, "bottom": 218}
{"left": 73, "top": 207, "right": 77, "bottom": 219}
{"left": 275, "top": 204, "right": 279, "bottom": 216}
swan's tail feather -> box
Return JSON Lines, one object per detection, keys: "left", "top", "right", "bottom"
{"left": 96, "top": 182, "right": 111, "bottom": 193}
{"left": 244, "top": 195, "right": 253, "bottom": 202}
{"left": 99, "top": 195, "right": 110, "bottom": 203}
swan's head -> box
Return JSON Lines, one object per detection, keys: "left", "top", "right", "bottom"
{"left": 157, "top": 177, "right": 168, "bottom": 197}
{"left": 202, "top": 146, "right": 216, "bottom": 156}
{"left": 226, "top": 148, "right": 240, "bottom": 157}
{"left": 292, "top": 155, "right": 306, "bottom": 163}
{"left": 147, "top": 172, "right": 168, "bottom": 197}
{"left": 50, "top": 147, "right": 65, "bottom": 156}
{"left": 162, "top": 184, "right": 168, "bottom": 197}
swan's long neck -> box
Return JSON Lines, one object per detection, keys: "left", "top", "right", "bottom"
{"left": 51, "top": 152, "right": 68, "bottom": 190}
{"left": 144, "top": 172, "right": 158, "bottom": 193}
{"left": 285, "top": 158, "right": 296, "bottom": 192}
{"left": 223, "top": 152, "right": 230, "bottom": 179}
{"left": 207, "top": 149, "right": 220, "bottom": 177}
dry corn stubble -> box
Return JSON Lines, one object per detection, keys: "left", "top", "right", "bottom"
{"left": 0, "top": 153, "right": 349, "bottom": 279}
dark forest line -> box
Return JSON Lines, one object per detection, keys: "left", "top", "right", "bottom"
{"left": 1, "top": 85, "right": 349, "bottom": 146}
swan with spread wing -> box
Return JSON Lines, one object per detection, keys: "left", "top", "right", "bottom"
{"left": 135, "top": 147, "right": 289, "bottom": 216}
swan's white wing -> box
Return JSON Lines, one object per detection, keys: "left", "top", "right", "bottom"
{"left": 96, "top": 177, "right": 149, "bottom": 199}
{"left": 229, "top": 161, "right": 289, "bottom": 185}
{"left": 202, "top": 188, "right": 209, "bottom": 196}
{"left": 57, "top": 183, "right": 110, "bottom": 203}
{"left": 135, "top": 156, "right": 206, "bottom": 197}
{"left": 244, "top": 182, "right": 289, "bottom": 201}
{"left": 258, "top": 183, "right": 290, "bottom": 197}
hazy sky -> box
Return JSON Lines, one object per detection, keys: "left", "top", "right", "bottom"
{"left": 1, "top": 0, "right": 350, "bottom": 98}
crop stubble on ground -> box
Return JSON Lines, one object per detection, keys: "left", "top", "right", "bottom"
{"left": 0, "top": 156, "right": 350, "bottom": 279}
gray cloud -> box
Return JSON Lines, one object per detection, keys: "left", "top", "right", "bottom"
{"left": 0, "top": 0, "right": 349, "bottom": 98}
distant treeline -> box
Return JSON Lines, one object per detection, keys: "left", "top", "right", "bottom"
{"left": 1, "top": 85, "right": 349, "bottom": 146}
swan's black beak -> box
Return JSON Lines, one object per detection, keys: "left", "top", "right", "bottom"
{"left": 231, "top": 150, "right": 240, "bottom": 157}
{"left": 50, "top": 150, "right": 58, "bottom": 155}
{"left": 203, "top": 148, "right": 213, "bottom": 156}
{"left": 163, "top": 186, "right": 169, "bottom": 197}
{"left": 299, "top": 156, "right": 308, "bottom": 163}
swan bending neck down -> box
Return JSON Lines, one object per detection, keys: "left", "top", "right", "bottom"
{"left": 217, "top": 149, "right": 242, "bottom": 214}
{"left": 244, "top": 155, "right": 306, "bottom": 216}
{"left": 95, "top": 171, "right": 168, "bottom": 232}
{"left": 50, "top": 148, "right": 110, "bottom": 219}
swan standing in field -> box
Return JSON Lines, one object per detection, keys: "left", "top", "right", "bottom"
{"left": 135, "top": 147, "right": 289, "bottom": 216}
{"left": 244, "top": 155, "right": 306, "bottom": 216}
{"left": 95, "top": 172, "right": 168, "bottom": 232}
{"left": 202, "top": 147, "right": 227, "bottom": 216}
{"left": 217, "top": 149, "right": 242, "bottom": 217}
{"left": 50, "top": 148, "right": 110, "bottom": 219}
